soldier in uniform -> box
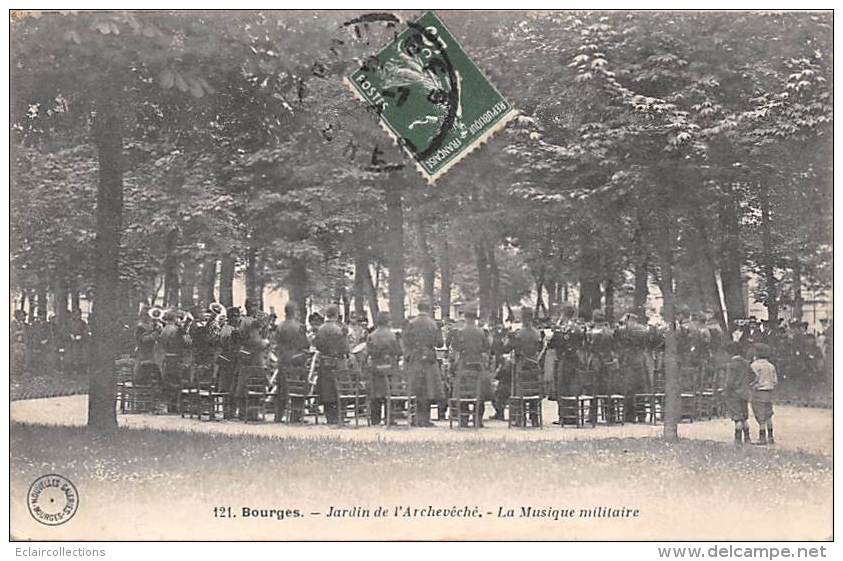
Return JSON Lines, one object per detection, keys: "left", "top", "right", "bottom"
{"left": 216, "top": 307, "right": 241, "bottom": 417}
{"left": 133, "top": 309, "right": 160, "bottom": 386}
{"left": 191, "top": 307, "right": 219, "bottom": 385}
{"left": 547, "top": 303, "right": 585, "bottom": 423}
{"left": 490, "top": 321, "right": 510, "bottom": 420}
{"left": 678, "top": 311, "right": 711, "bottom": 394}
{"left": 583, "top": 308, "right": 617, "bottom": 423}
{"left": 616, "top": 312, "right": 650, "bottom": 422}
{"left": 366, "top": 311, "right": 402, "bottom": 425}
{"left": 234, "top": 306, "right": 270, "bottom": 420}
{"left": 159, "top": 310, "right": 192, "bottom": 410}
{"left": 504, "top": 307, "right": 543, "bottom": 426}
{"left": 403, "top": 299, "right": 445, "bottom": 427}
{"left": 274, "top": 302, "right": 310, "bottom": 423}
{"left": 314, "top": 305, "right": 349, "bottom": 424}
{"left": 450, "top": 305, "right": 493, "bottom": 426}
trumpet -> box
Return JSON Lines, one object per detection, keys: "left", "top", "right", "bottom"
{"left": 148, "top": 306, "right": 164, "bottom": 321}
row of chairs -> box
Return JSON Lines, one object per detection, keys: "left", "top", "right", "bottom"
{"left": 116, "top": 356, "right": 727, "bottom": 428}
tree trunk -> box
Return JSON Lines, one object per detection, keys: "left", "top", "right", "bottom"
{"left": 287, "top": 258, "right": 309, "bottom": 322}
{"left": 604, "top": 278, "right": 615, "bottom": 323}
{"left": 69, "top": 277, "right": 81, "bottom": 313}
{"left": 634, "top": 255, "right": 649, "bottom": 319}
{"left": 220, "top": 257, "right": 235, "bottom": 307}
{"left": 416, "top": 219, "right": 436, "bottom": 310}
{"left": 54, "top": 274, "right": 69, "bottom": 327}
{"left": 692, "top": 217, "right": 728, "bottom": 332}
{"left": 163, "top": 228, "right": 180, "bottom": 308}
{"left": 439, "top": 232, "right": 452, "bottom": 320}
{"left": 719, "top": 186, "right": 746, "bottom": 327}
{"left": 353, "top": 246, "right": 368, "bottom": 323}
{"left": 245, "top": 245, "right": 259, "bottom": 308}
{"left": 759, "top": 183, "right": 779, "bottom": 322}
{"left": 201, "top": 259, "right": 217, "bottom": 304}
{"left": 660, "top": 255, "right": 681, "bottom": 442}
{"left": 364, "top": 263, "right": 380, "bottom": 321}
{"left": 578, "top": 247, "right": 601, "bottom": 320}
{"left": 36, "top": 283, "right": 47, "bottom": 321}
{"left": 489, "top": 244, "right": 501, "bottom": 322}
{"left": 88, "top": 96, "right": 123, "bottom": 431}
{"left": 534, "top": 266, "right": 546, "bottom": 315}
{"left": 792, "top": 257, "right": 803, "bottom": 321}
{"left": 180, "top": 260, "right": 197, "bottom": 309}
{"left": 475, "top": 243, "right": 492, "bottom": 321}
{"left": 385, "top": 186, "right": 405, "bottom": 323}
{"left": 19, "top": 289, "right": 28, "bottom": 314}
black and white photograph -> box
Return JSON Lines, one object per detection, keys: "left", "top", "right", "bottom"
{"left": 7, "top": 7, "right": 834, "bottom": 543}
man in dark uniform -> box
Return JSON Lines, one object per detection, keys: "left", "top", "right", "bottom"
{"left": 547, "top": 303, "right": 585, "bottom": 423}
{"left": 490, "top": 321, "right": 510, "bottom": 420}
{"left": 314, "top": 305, "right": 349, "bottom": 424}
{"left": 450, "top": 305, "right": 493, "bottom": 426}
{"left": 133, "top": 309, "right": 160, "bottom": 386}
{"left": 366, "top": 311, "right": 402, "bottom": 425}
{"left": 404, "top": 299, "right": 445, "bottom": 427}
{"left": 505, "top": 307, "right": 543, "bottom": 426}
{"left": 192, "top": 307, "right": 219, "bottom": 385}
{"left": 616, "top": 312, "right": 650, "bottom": 422}
{"left": 234, "top": 306, "right": 269, "bottom": 420}
{"left": 584, "top": 308, "right": 616, "bottom": 423}
{"left": 274, "top": 302, "right": 310, "bottom": 423}
{"left": 216, "top": 307, "right": 241, "bottom": 417}
{"left": 159, "top": 309, "right": 192, "bottom": 410}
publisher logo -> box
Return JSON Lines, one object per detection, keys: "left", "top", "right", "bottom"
{"left": 28, "top": 474, "right": 79, "bottom": 526}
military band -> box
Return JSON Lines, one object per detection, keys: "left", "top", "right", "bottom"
{"left": 9, "top": 295, "right": 825, "bottom": 443}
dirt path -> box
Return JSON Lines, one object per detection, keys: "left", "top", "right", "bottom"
{"left": 11, "top": 395, "right": 832, "bottom": 455}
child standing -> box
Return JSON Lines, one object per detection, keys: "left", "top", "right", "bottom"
{"left": 722, "top": 343, "right": 754, "bottom": 444}
{"left": 750, "top": 343, "right": 778, "bottom": 445}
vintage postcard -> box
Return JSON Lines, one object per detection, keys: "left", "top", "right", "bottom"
{"left": 8, "top": 9, "right": 833, "bottom": 543}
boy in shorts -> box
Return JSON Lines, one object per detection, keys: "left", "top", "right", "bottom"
{"left": 750, "top": 343, "right": 778, "bottom": 445}
{"left": 722, "top": 342, "right": 753, "bottom": 444}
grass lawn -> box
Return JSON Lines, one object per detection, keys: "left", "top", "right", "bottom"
{"left": 10, "top": 371, "right": 89, "bottom": 401}
{"left": 10, "top": 422, "right": 832, "bottom": 541}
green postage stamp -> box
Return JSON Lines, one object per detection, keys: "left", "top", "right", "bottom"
{"left": 345, "top": 11, "right": 518, "bottom": 183}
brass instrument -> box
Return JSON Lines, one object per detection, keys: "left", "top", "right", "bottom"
{"left": 306, "top": 349, "right": 320, "bottom": 395}
{"left": 148, "top": 306, "right": 164, "bottom": 321}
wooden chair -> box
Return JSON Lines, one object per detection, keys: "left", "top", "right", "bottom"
{"left": 335, "top": 368, "right": 369, "bottom": 427}
{"left": 116, "top": 356, "right": 159, "bottom": 414}
{"left": 286, "top": 378, "right": 319, "bottom": 424}
{"left": 508, "top": 363, "right": 543, "bottom": 429}
{"left": 385, "top": 371, "right": 416, "bottom": 428}
{"left": 557, "top": 395, "right": 580, "bottom": 427}
{"left": 449, "top": 363, "right": 483, "bottom": 429}
{"left": 241, "top": 365, "right": 268, "bottom": 423}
